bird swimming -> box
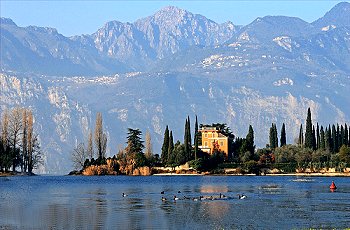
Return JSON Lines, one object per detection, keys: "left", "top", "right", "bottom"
{"left": 238, "top": 194, "right": 247, "bottom": 199}
{"left": 122, "top": 193, "right": 127, "bottom": 197}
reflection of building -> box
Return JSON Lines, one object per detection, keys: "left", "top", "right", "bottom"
{"left": 199, "top": 126, "right": 230, "bottom": 158}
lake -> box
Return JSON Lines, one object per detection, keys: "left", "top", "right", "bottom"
{"left": 0, "top": 175, "right": 349, "bottom": 229}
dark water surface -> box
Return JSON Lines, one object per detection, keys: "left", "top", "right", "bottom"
{"left": 0, "top": 175, "right": 349, "bottom": 229}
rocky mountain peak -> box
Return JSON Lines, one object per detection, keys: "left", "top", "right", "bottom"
{"left": 153, "top": 6, "right": 192, "bottom": 22}
{"left": 0, "top": 17, "right": 17, "bottom": 26}
{"left": 312, "top": 1, "right": 350, "bottom": 29}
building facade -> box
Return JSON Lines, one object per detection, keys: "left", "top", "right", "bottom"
{"left": 199, "top": 126, "right": 230, "bottom": 158}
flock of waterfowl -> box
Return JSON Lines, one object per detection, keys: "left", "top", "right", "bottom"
{"left": 162, "top": 191, "right": 247, "bottom": 202}
{"left": 122, "top": 191, "right": 247, "bottom": 201}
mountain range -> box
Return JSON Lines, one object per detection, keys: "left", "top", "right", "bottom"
{"left": 1, "top": 2, "right": 350, "bottom": 173}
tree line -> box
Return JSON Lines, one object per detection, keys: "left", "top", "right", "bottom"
{"left": 0, "top": 108, "right": 43, "bottom": 174}
{"left": 71, "top": 112, "right": 157, "bottom": 174}
{"left": 73, "top": 107, "right": 350, "bottom": 174}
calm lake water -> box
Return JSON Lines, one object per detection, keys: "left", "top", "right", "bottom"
{"left": 0, "top": 175, "right": 349, "bottom": 229}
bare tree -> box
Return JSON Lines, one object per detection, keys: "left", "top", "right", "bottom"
{"left": 87, "top": 130, "right": 94, "bottom": 160}
{"left": 94, "top": 112, "right": 107, "bottom": 159}
{"left": 21, "top": 109, "right": 28, "bottom": 172}
{"left": 8, "top": 108, "right": 23, "bottom": 171}
{"left": 1, "top": 110, "right": 9, "bottom": 171}
{"left": 71, "top": 142, "right": 87, "bottom": 170}
{"left": 28, "top": 134, "right": 43, "bottom": 173}
{"left": 145, "top": 130, "right": 153, "bottom": 159}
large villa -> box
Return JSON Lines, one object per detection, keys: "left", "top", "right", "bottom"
{"left": 199, "top": 126, "right": 231, "bottom": 158}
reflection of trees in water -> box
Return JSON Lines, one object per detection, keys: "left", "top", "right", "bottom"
{"left": 159, "top": 199, "right": 232, "bottom": 229}
{"left": 42, "top": 188, "right": 108, "bottom": 229}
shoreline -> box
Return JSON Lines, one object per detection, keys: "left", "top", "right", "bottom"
{"left": 152, "top": 172, "right": 350, "bottom": 177}
{"left": 0, "top": 172, "right": 36, "bottom": 177}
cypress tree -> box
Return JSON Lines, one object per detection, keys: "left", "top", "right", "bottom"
{"left": 345, "top": 124, "right": 349, "bottom": 146}
{"left": 340, "top": 125, "right": 344, "bottom": 147}
{"left": 320, "top": 126, "right": 325, "bottom": 150}
{"left": 246, "top": 125, "right": 255, "bottom": 155}
{"left": 298, "top": 124, "right": 304, "bottom": 147}
{"left": 316, "top": 123, "right": 320, "bottom": 150}
{"left": 184, "top": 119, "right": 188, "bottom": 156}
{"left": 332, "top": 124, "right": 337, "bottom": 153}
{"left": 274, "top": 124, "right": 278, "bottom": 148}
{"left": 269, "top": 124, "right": 275, "bottom": 149}
{"left": 168, "top": 131, "right": 174, "bottom": 163}
{"left": 187, "top": 116, "right": 191, "bottom": 149}
{"left": 312, "top": 126, "right": 316, "bottom": 150}
{"left": 194, "top": 115, "right": 198, "bottom": 160}
{"left": 280, "top": 123, "right": 286, "bottom": 147}
{"left": 337, "top": 124, "right": 341, "bottom": 150}
{"left": 161, "top": 126, "right": 169, "bottom": 164}
{"left": 325, "top": 127, "right": 330, "bottom": 151}
{"left": 305, "top": 108, "right": 313, "bottom": 149}
{"left": 187, "top": 116, "right": 192, "bottom": 160}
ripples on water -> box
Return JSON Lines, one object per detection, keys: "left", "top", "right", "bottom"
{"left": 0, "top": 175, "right": 349, "bottom": 229}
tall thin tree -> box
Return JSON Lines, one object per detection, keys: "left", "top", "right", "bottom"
{"left": 145, "top": 130, "right": 153, "bottom": 160}
{"left": 280, "top": 123, "right": 286, "bottom": 147}
{"left": 94, "top": 112, "right": 107, "bottom": 159}
{"left": 305, "top": 108, "right": 313, "bottom": 149}
{"left": 161, "top": 126, "right": 169, "bottom": 164}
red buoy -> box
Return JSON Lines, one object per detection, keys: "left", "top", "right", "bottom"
{"left": 330, "top": 181, "right": 337, "bottom": 190}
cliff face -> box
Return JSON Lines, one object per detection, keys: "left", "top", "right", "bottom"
{"left": 1, "top": 72, "right": 348, "bottom": 174}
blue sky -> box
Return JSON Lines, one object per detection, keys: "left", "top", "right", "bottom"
{"left": 1, "top": 1, "right": 347, "bottom": 36}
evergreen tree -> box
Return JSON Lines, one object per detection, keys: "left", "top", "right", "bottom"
{"left": 312, "top": 126, "right": 316, "bottom": 150}
{"left": 269, "top": 124, "right": 275, "bottom": 149}
{"left": 345, "top": 124, "right": 349, "bottom": 146}
{"left": 320, "top": 126, "right": 325, "bottom": 150}
{"left": 246, "top": 125, "right": 255, "bottom": 155}
{"left": 316, "top": 123, "right": 320, "bottom": 150}
{"left": 125, "top": 128, "right": 144, "bottom": 155}
{"left": 337, "top": 124, "right": 341, "bottom": 150}
{"left": 340, "top": 125, "right": 344, "bottom": 147}
{"left": 184, "top": 119, "right": 188, "bottom": 157}
{"left": 168, "top": 131, "right": 174, "bottom": 163}
{"left": 125, "top": 128, "right": 145, "bottom": 168}
{"left": 280, "top": 123, "right": 286, "bottom": 147}
{"left": 269, "top": 123, "right": 278, "bottom": 149}
{"left": 161, "top": 126, "right": 169, "bottom": 164}
{"left": 187, "top": 116, "right": 192, "bottom": 160}
{"left": 325, "top": 127, "right": 331, "bottom": 151}
{"left": 194, "top": 115, "right": 198, "bottom": 160}
{"left": 332, "top": 124, "right": 337, "bottom": 153}
{"left": 183, "top": 116, "right": 192, "bottom": 161}
{"left": 274, "top": 124, "right": 278, "bottom": 149}
{"left": 298, "top": 124, "right": 304, "bottom": 147}
{"left": 305, "top": 108, "right": 313, "bottom": 149}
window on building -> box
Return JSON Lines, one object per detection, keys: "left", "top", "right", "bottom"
{"left": 220, "top": 141, "right": 224, "bottom": 146}
{"left": 204, "top": 133, "right": 207, "bottom": 138}
{"left": 204, "top": 141, "right": 208, "bottom": 147}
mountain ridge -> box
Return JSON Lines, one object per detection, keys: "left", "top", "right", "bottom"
{"left": 1, "top": 3, "right": 350, "bottom": 174}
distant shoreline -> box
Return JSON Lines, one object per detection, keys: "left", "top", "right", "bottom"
{"left": 0, "top": 172, "right": 36, "bottom": 177}
{"left": 153, "top": 172, "right": 350, "bottom": 177}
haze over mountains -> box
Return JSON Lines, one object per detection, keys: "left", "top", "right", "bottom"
{"left": 1, "top": 2, "right": 350, "bottom": 173}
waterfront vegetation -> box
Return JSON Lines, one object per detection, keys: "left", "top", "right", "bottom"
{"left": 0, "top": 107, "right": 43, "bottom": 175}
{"left": 1, "top": 107, "right": 349, "bottom": 176}
{"left": 69, "top": 108, "right": 350, "bottom": 176}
